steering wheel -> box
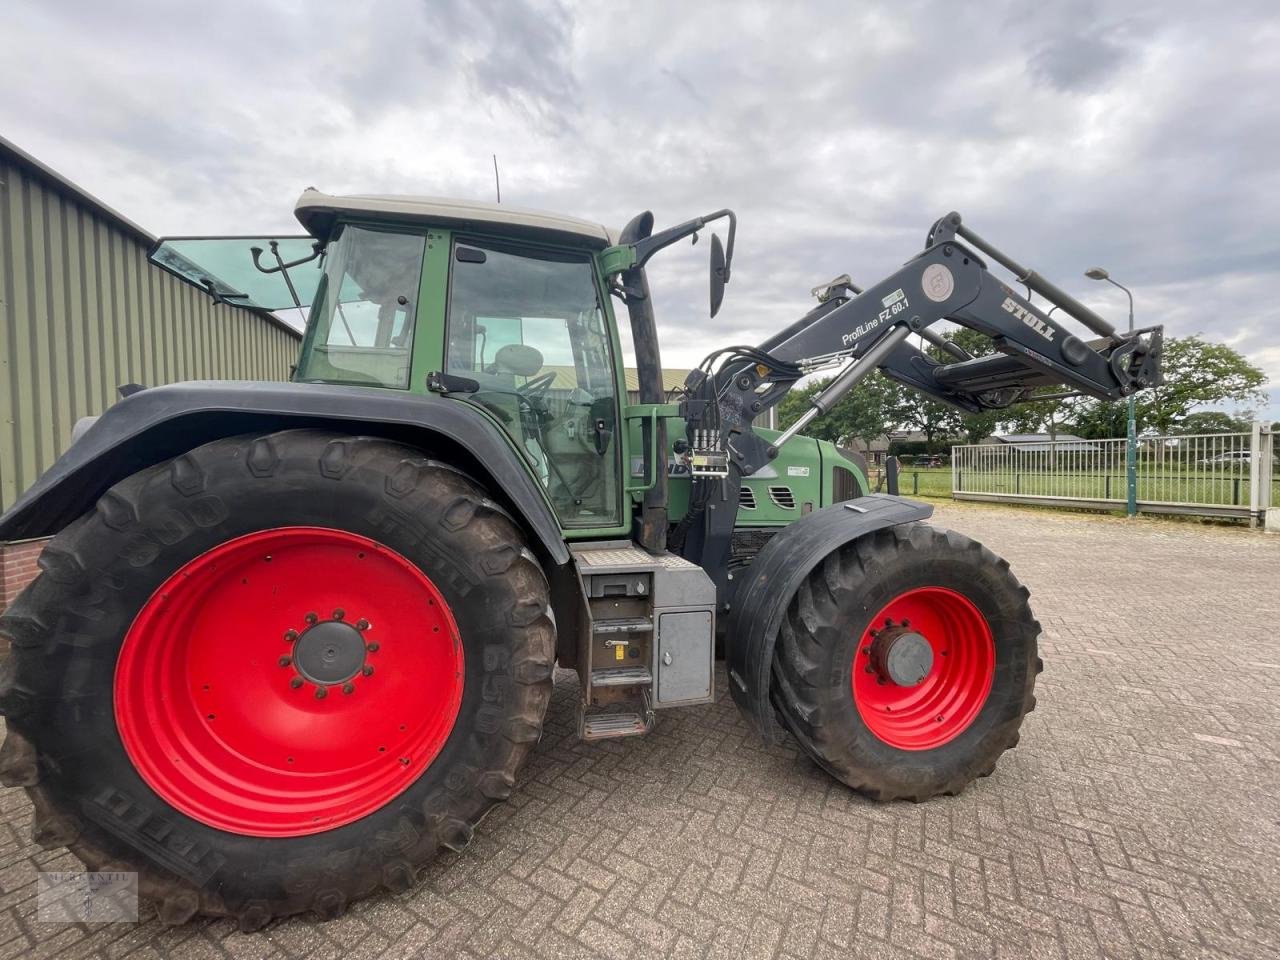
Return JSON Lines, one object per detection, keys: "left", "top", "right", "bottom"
{"left": 517, "top": 371, "right": 558, "bottom": 404}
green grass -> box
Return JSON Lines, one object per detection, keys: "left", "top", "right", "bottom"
{"left": 885, "top": 465, "right": 1278, "bottom": 507}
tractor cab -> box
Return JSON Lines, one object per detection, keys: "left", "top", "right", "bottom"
{"left": 149, "top": 191, "right": 630, "bottom": 529}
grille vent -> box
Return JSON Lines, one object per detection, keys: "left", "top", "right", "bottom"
{"left": 832, "top": 465, "right": 862, "bottom": 502}
{"left": 768, "top": 485, "right": 796, "bottom": 510}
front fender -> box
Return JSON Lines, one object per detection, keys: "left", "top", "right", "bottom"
{"left": 0, "top": 380, "right": 570, "bottom": 566}
{"left": 725, "top": 494, "right": 933, "bottom": 742}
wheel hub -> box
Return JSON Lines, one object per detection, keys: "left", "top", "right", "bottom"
{"left": 293, "top": 620, "right": 367, "bottom": 685}
{"left": 870, "top": 623, "right": 933, "bottom": 687}
{"left": 114, "top": 527, "right": 465, "bottom": 837}
{"left": 852, "top": 587, "right": 996, "bottom": 751}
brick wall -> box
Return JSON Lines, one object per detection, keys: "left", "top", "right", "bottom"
{"left": 1, "top": 538, "right": 48, "bottom": 614}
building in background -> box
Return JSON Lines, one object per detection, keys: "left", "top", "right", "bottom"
{"left": 0, "top": 136, "right": 300, "bottom": 611}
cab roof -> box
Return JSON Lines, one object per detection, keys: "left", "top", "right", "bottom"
{"left": 294, "top": 189, "right": 616, "bottom": 250}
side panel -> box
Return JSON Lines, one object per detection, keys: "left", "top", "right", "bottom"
{"left": 725, "top": 495, "right": 934, "bottom": 742}
{"left": 657, "top": 611, "right": 713, "bottom": 703}
{"left": 0, "top": 380, "right": 571, "bottom": 566}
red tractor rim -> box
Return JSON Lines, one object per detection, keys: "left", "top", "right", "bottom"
{"left": 114, "top": 527, "right": 464, "bottom": 837}
{"left": 851, "top": 586, "right": 994, "bottom": 750}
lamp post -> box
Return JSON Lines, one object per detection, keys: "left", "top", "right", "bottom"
{"left": 1085, "top": 267, "right": 1137, "bottom": 516}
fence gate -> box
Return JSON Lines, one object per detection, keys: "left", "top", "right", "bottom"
{"left": 951, "top": 425, "right": 1275, "bottom": 525}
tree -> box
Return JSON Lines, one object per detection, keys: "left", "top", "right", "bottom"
{"left": 777, "top": 372, "right": 904, "bottom": 456}
{"left": 898, "top": 395, "right": 962, "bottom": 451}
{"left": 1071, "top": 400, "right": 1128, "bottom": 439}
{"left": 1135, "top": 335, "right": 1265, "bottom": 434}
{"left": 1176, "top": 410, "right": 1253, "bottom": 434}
{"left": 1002, "top": 392, "right": 1085, "bottom": 440}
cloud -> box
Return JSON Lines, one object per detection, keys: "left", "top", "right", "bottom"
{"left": 1, "top": 0, "right": 1276, "bottom": 419}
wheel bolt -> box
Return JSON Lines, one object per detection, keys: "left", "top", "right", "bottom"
{"left": 366, "top": 642, "right": 380, "bottom": 653}
{"left": 284, "top": 629, "right": 298, "bottom": 642}
{"left": 315, "top": 686, "right": 328, "bottom": 700}
{"left": 362, "top": 665, "right": 374, "bottom": 677}
{"left": 305, "top": 612, "right": 318, "bottom": 624}
{"left": 877, "top": 677, "right": 886, "bottom": 685}
{"left": 936, "top": 715, "right": 944, "bottom": 722}
{"left": 333, "top": 608, "right": 345, "bottom": 620}
{"left": 278, "top": 656, "right": 292, "bottom": 667}
{"left": 343, "top": 682, "right": 355, "bottom": 695}
{"left": 355, "top": 619, "right": 370, "bottom": 631}
{"left": 290, "top": 676, "right": 304, "bottom": 689}
{"left": 861, "top": 647, "right": 871, "bottom": 656}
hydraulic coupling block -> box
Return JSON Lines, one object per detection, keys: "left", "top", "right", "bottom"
{"left": 689, "top": 429, "right": 729, "bottom": 478}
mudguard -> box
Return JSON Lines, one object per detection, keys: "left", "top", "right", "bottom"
{"left": 725, "top": 494, "right": 933, "bottom": 742}
{"left": 0, "top": 380, "right": 570, "bottom": 566}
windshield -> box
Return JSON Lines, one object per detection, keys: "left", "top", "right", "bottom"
{"left": 295, "top": 226, "right": 426, "bottom": 389}
{"left": 148, "top": 236, "right": 323, "bottom": 313}
{"left": 446, "top": 239, "right": 620, "bottom": 527}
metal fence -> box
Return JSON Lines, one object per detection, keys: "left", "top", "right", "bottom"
{"left": 952, "top": 424, "right": 1276, "bottom": 524}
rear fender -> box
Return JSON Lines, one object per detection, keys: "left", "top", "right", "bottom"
{"left": 725, "top": 494, "right": 933, "bottom": 742}
{"left": 0, "top": 381, "right": 570, "bottom": 569}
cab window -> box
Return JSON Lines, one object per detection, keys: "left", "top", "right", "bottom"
{"left": 446, "top": 239, "right": 619, "bottom": 527}
{"left": 296, "top": 226, "right": 425, "bottom": 388}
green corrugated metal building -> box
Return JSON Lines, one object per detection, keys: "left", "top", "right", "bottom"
{"left": 0, "top": 136, "right": 300, "bottom": 512}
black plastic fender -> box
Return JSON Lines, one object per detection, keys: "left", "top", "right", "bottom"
{"left": 0, "top": 380, "right": 570, "bottom": 567}
{"left": 725, "top": 494, "right": 933, "bottom": 742}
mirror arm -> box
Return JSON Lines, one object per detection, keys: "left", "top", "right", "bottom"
{"left": 250, "top": 240, "right": 323, "bottom": 310}
{"left": 631, "top": 208, "right": 736, "bottom": 272}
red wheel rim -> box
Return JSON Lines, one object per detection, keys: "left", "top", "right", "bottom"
{"left": 114, "top": 527, "right": 464, "bottom": 837}
{"left": 851, "top": 586, "right": 994, "bottom": 750}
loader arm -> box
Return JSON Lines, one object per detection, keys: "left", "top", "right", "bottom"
{"left": 668, "top": 211, "right": 1163, "bottom": 604}
{"left": 679, "top": 211, "right": 1162, "bottom": 480}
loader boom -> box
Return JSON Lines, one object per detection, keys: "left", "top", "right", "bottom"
{"left": 656, "top": 211, "right": 1164, "bottom": 604}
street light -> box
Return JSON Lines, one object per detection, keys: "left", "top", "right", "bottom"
{"left": 1085, "top": 267, "right": 1137, "bottom": 516}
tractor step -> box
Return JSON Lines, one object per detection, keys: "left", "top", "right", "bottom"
{"left": 593, "top": 617, "right": 654, "bottom": 635}
{"left": 580, "top": 705, "right": 653, "bottom": 740}
{"left": 570, "top": 543, "right": 717, "bottom": 741}
{"left": 591, "top": 666, "right": 653, "bottom": 687}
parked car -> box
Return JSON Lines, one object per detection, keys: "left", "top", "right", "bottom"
{"left": 1196, "top": 451, "right": 1253, "bottom": 466}
{"left": 919, "top": 455, "right": 945, "bottom": 467}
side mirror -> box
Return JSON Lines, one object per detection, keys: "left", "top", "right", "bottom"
{"left": 709, "top": 233, "right": 727, "bottom": 317}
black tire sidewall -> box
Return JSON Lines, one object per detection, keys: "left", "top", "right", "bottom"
{"left": 779, "top": 525, "right": 1037, "bottom": 796}
{"left": 22, "top": 431, "right": 552, "bottom": 912}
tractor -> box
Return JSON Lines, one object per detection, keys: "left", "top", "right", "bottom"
{"left": 0, "top": 191, "right": 1162, "bottom": 928}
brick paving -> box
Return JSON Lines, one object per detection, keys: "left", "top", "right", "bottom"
{"left": 1, "top": 502, "right": 1278, "bottom": 959}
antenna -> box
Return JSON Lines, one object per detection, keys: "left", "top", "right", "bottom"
{"left": 492, "top": 154, "right": 501, "bottom": 204}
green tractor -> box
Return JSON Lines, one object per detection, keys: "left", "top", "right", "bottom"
{"left": 0, "top": 191, "right": 1162, "bottom": 927}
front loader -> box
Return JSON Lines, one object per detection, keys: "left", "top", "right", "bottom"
{"left": 0, "top": 191, "right": 1161, "bottom": 927}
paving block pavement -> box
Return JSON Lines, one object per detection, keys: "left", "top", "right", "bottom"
{"left": 1, "top": 502, "right": 1278, "bottom": 959}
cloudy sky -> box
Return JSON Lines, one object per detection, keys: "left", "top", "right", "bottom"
{"left": 3, "top": 0, "right": 1277, "bottom": 418}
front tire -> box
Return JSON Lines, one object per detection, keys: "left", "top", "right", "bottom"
{"left": 0, "top": 430, "right": 555, "bottom": 928}
{"left": 771, "top": 522, "right": 1041, "bottom": 801}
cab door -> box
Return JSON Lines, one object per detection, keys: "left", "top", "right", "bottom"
{"left": 444, "top": 237, "right": 622, "bottom": 530}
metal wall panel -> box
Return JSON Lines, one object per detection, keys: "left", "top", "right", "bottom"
{"left": 0, "top": 154, "right": 301, "bottom": 511}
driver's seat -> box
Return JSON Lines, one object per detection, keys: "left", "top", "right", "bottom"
{"left": 487, "top": 343, "right": 544, "bottom": 378}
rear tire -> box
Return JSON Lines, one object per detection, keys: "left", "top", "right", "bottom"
{"left": 771, "top": 522, "right": 1040, "bottom": 801}
{"left": 0, "top": 430, "right": 555, "bottom": 928}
